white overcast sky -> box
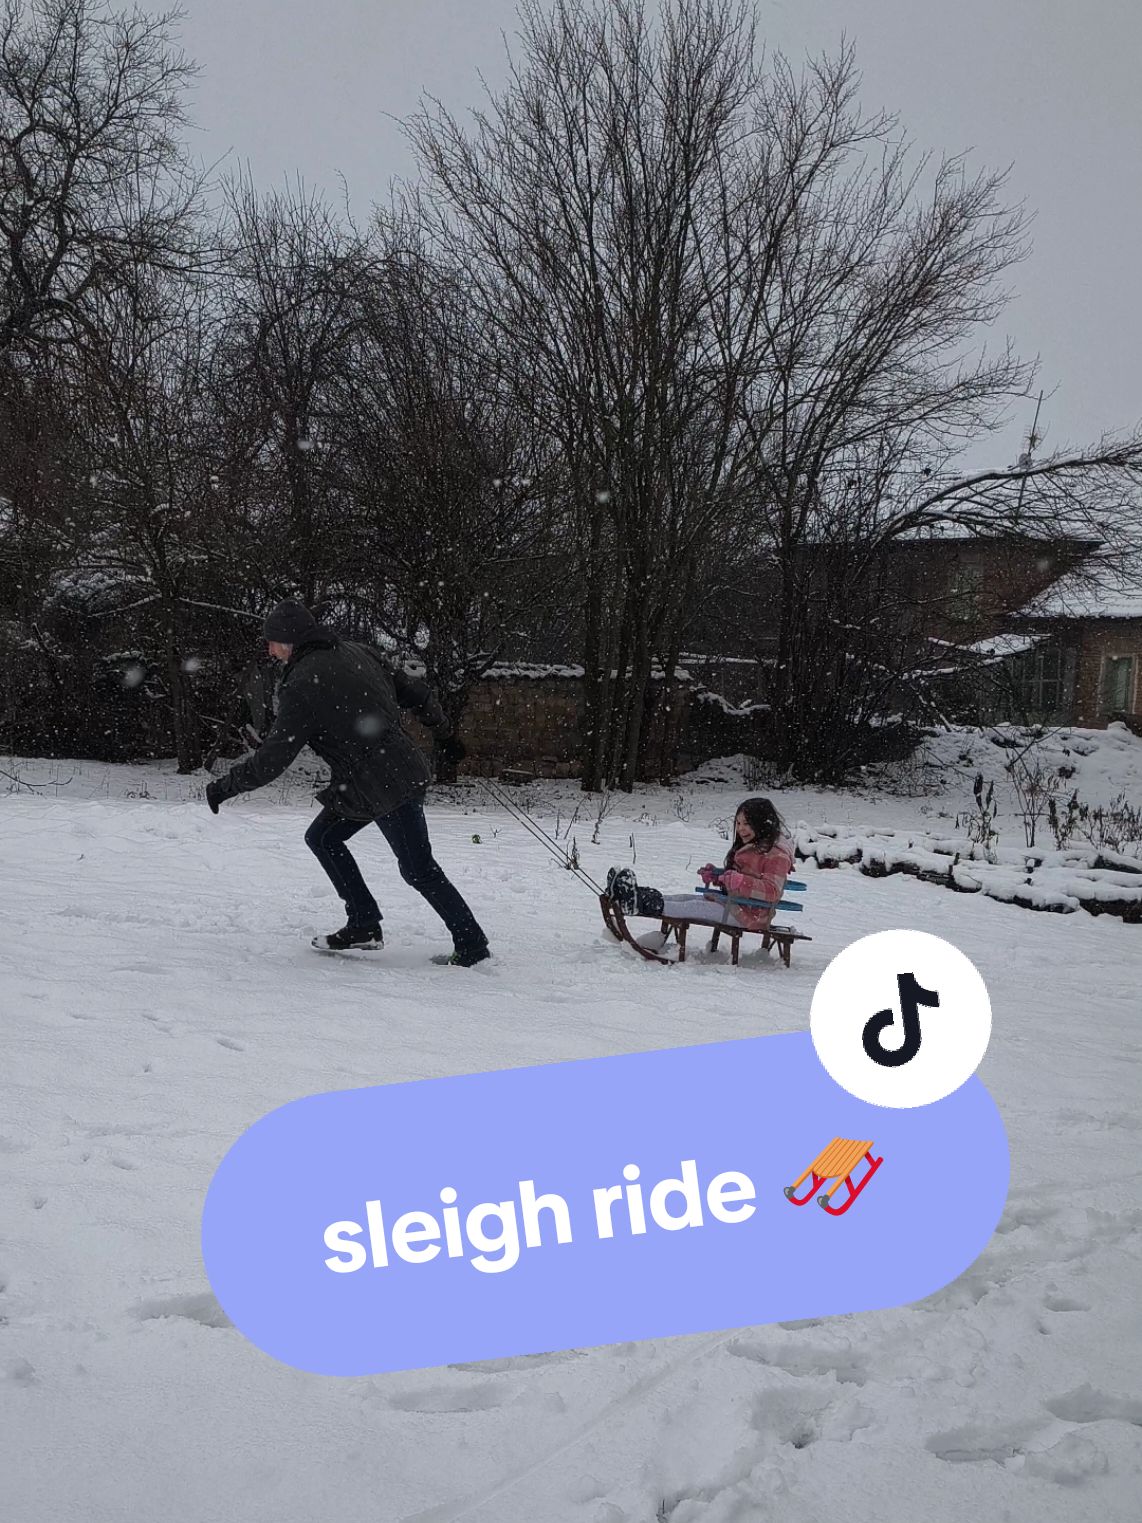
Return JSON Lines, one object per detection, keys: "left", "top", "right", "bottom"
{"left": 177, "top": 0, "right": 1141, "bottom": 460}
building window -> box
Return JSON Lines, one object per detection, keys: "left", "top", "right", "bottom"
{"left": 949, "top": 564, "right": 985, "bottom": 623}
{"left": 1012, "top": 643, "right": 1073, "bottom": 718}
{"left": 1101, "top": 655, "right": 1136, "bottom": 714}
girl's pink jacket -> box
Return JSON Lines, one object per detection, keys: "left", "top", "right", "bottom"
{"left": 719, "top": 834, "right": 796, "bottom": 931}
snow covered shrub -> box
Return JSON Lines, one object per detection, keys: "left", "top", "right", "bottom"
{"left": 1006, "top": 750, "right": 1065, "bottom": 848}
{"left": 1073, "top": 793, "right": 1142, "bottom": 856}
{"left": 590, "top": 791, "right": 615, "bottom": 844}
{"left": 957, "top": 773, "right": 999, "bottom": 860}
{"left": 742, "top": 753, "right": 769, "bottom": 789}
{"left": 1048, "top": 790, "right": 1082, "bottom": 850}
{"left": 1048, "top": 790, "right": 1142, "bottom": 856}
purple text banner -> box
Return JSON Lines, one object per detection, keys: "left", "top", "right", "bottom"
{"left": 201, "top": 1032, "right": 1008, "bottom": 1375}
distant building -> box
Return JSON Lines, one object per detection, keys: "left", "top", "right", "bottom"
{"left": 1010, "top": 558, "right": 1142, "bottom": 728}
{"left": 917, "top": 541, "right": 1142, "bottom": 730}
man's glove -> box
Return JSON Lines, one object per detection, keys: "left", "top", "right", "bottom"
{"left": 205, "top": 779, "right": 227, "bottom": 815}
{"left": 437, "top": 734, "right": 467, "bottom": 765}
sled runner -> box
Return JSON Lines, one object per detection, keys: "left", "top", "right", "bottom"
{"left": 599, "top": 882, "right": 811, "bottom": 968}
{"left": 783, "top": 1137, "right": 883, "bottom": 1216}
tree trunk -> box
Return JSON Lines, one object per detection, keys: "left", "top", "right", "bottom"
{"left": 164, "top": 598, "right": 202, "bottom": 773}
{"left": 617, "top": 605, "right": 653, "bottom": 792}
{"left": 653, "top": 635, "right": 686, "bottom": 784}
{"left": 771, "top": 543, "right": 800, "bottom": 773}
{"left": 579, "top": 505, "right": 611, "bottom": 792}
{"left": 433, "top": 680, "right": 469, "bottom": 785}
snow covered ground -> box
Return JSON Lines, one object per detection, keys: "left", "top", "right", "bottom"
{"left": 2, "top": 744, "right": 1141, "bottom": 1522}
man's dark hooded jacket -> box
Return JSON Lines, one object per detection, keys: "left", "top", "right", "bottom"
{"left": 217, "top": 628, "right": 449, "bottom": 820}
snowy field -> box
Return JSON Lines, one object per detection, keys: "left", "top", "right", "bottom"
{"left": 2, "top": 741, "right": 1141, "bottom": 1523}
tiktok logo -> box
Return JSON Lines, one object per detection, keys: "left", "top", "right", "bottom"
{"left": 810, "top": 931, "right": 992, "bottom": 1109}
{"left": 862, "top": 973, "right": 940, "bottom": 1068}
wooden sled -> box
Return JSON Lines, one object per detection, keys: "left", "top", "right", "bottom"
{"left": 783, "top": 1137, "right": 883, "bottom": 1216}
{"left": 599, "top": 886, "right": 812, "bottom": 968}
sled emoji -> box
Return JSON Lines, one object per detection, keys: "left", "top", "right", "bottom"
{"left": 783, "top": 1137, "right": 883, "bottom": 1217}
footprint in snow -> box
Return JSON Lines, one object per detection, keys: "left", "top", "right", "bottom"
{"left": 1023, "top": 1432, "right": 1109, "bottom": 1484}
{"left": 728, "top": 1336, "right": 869, "bottom": 1386}
{"left": 215, "top": 1036, "right": 245, "bottom": 1052}
{"left": 1045, "top": 1385, "right": 1142, "bottom": 1427}
{"left": 132, "top": 1292, "right": 231, "bottom": 1330}
{"left": 384, "top": 1381, "right": 510, "bottom": 1414}
{"left": 1042, "top": 1290, "right": 1090, "bottom": 1313}
{"left": 926, "top": 1417, "right": 1045, "bottom": 1465}
{"left": 449, "top": 1350, "right": 583, "bottom": 1374}
{"left": 749, "top": 1385, "right": 866, "bottom": 1451}
{"left": 994, "top": 1199, "right": 1061, "bottom": 1234}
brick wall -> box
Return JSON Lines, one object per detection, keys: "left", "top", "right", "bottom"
{"left": 888, "top": 537, "right": 1089, "bottom": 642}
{"left": 1070, "top": 621, "right": 1142, "bottom": 726}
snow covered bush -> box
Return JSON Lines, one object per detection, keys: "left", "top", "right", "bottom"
{"left": 956, "top": 773, "right": 1000, "bottom": 860}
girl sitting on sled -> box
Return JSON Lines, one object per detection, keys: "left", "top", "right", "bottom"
{"left": 606, "top": 796, "right": 795, "bottom": 929}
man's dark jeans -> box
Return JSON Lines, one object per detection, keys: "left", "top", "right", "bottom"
{"left": 304, "top": 797, "right": 486, "bottom": 952}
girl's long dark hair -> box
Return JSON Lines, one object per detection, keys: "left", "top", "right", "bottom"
{"left": 726, "top": 797, "right": 784, "bottom": 865}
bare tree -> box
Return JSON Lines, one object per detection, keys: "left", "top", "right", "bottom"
{"left": 411, "top": 0, "right": 793, "bottom": 790}
{"left": 335, "top": 216, "right": 565, "bottom": 760}
{"left": 211, "top": 176, "right": 374, "bottom": 608}
{"left": 0, "top": 0, "right": 200, "bottom": 362}
{"left": 59, "top": 261, "right": 221, "bottom": 771}
{"left": 715, "top": 47, "right": 1142, "bottom": 777}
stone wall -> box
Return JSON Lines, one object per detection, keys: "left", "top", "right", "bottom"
{"left": 457, "top": 674, "right": 583, "bottom": 777}
{"left": 406, "top": 670, "right": 747, "bottom": 779}
{"left": 403, "top": 673, "right": 583, "bottom": 777}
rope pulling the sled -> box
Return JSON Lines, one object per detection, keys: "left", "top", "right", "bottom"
{"left": 478, "top": 779, "right": 606, "bottom": 897}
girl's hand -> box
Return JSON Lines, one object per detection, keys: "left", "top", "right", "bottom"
{"left": 698, "top": 863, "right": 722, "bottom": 886}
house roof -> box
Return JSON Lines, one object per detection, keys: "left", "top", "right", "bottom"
{"left": 1017, "top": 557, "right": 1142, "bottom": 621}
{"left": 898, "top": 521, "right": 1100, "bottom": 547}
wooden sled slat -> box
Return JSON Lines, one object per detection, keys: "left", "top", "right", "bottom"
{"left": 600, "top": 894, "right": 812, "bottom": 968}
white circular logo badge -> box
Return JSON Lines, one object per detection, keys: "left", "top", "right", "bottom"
{"left": 810, "top": 930, "right": 991, "bottom": 1109}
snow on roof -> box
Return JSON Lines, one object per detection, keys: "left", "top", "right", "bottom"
{"left": 482, "top": 661, "right": 586, "bottom": 680}
{"left": 964, "top": 632, "right": 1042, "bottom": 660}
{"left": 899, "top": 516, "right": 1103, "bottom": 545}
{"left": 1017, "top": 559, "right": 1142, "bottom": 621}
{"left": 480, "top": 661, "right": 695, "bottom": 682}
{"left": 396, "top": 659, "right": 698, "bottom": 683}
